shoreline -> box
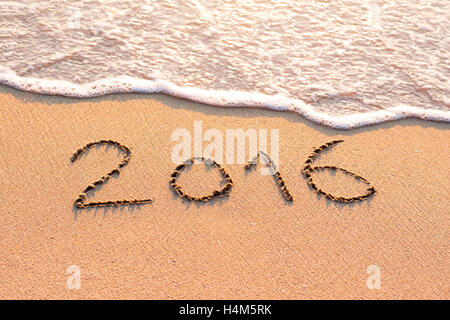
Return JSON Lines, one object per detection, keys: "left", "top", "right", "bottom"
{"left": 0, "top": 84, "right": 448, "bottom": 299}
{"left": 1, "top": 74, "right": 449, "bottom": 129}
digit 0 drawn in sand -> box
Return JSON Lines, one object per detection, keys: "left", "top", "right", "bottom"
{"left": 244, "top": 151, "right": 293, "bottom": 202}
{"left": 302, "top": 140, "right": 376, "bottom": 202}
{"left": 170, "top": 157, "right": 233, "bottom": 202}
{"left": 71, "top": 140, "right": 153, "bottom": 209}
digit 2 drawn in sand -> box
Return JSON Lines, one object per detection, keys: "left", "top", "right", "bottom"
{"left": 71, "top": 140, "right": 153, "bottom": 209}
{"left": 302, "top": 140, "right": 376, "bottom": 202}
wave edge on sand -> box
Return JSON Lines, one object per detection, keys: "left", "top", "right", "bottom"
{"left": 1, "top": 68, "right": 449, "bottom": 129}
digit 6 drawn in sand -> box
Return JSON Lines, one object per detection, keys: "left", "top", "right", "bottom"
{"left": 71, "top": 140, "right": 153, "bottom": 209}
{"left": 302, "top": 140, "right": 376, "bottom": 202}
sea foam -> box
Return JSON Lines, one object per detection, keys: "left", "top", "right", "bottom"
{"left": 0, "top": 0, "right": 448, "bottom": 129}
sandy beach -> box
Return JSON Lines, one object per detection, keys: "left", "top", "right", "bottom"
{"left": 0, "top": 84, "right": 448, "bottom": 299}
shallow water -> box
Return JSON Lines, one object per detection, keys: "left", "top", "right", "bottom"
{"left": 0, "top": 0, "right": 449, "bottom": 128}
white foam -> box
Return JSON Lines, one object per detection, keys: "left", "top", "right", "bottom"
{"left": 1, "top": 68, "right": 448, "bottom": 129}
{"left": 0, "top": 0, "right": 449, "bottom": 129}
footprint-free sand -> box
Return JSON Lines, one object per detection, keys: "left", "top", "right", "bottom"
{"left": 0, "top": 85, "right": 448, "bottom": 299}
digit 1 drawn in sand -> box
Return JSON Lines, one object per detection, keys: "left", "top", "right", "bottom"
{"left": 302, "top": 140, "right": 376, "bottom": 202}
{"left": 170, "top": 157, "right": 233, "bottom": 202}
{"left": 244, "top": 151, "right": 293, "bottom": 202}
{"left": 71, "top": 140, "right": 153, "bottom": 209}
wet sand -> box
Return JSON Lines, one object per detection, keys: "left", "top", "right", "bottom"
{"left": 0, "top": 84, "right": 448, "bottom": 299}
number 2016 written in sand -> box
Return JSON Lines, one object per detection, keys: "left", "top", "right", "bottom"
{"left": 70, "top": 139, "right": 376, "bottom": 209}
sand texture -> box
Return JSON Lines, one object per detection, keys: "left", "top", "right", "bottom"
{"left": 0, "top": 85, "right": 448, "bottom": 299}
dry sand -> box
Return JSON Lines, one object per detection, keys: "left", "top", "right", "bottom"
{"left": 0, "top": 84, "right": 448, "bottom": 299}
